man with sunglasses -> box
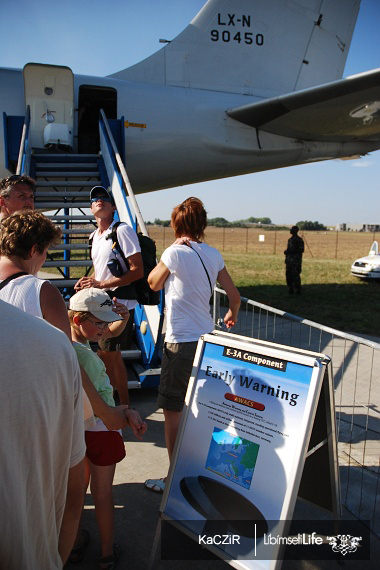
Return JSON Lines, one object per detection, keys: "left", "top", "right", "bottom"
{"left": 0, "top": 175, "right": 35, "bottom": 220}
{"left": 75, "top": 186, "right": 143, "bottom": 405}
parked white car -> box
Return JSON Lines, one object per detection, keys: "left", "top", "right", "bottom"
{"left": 351, "top": 241, "right": 380, "bottom": 279}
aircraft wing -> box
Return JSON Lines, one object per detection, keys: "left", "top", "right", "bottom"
{"left": 227, "top": 69, "right": 380, "bottom": 142}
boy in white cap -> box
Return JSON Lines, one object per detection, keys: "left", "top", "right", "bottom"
{"left": 68, "top": 288, "right": 147, "bottom": 568}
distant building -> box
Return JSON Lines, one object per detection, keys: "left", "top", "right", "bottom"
{"left": 336, "top": 223, "right": 380, "bottom": 232}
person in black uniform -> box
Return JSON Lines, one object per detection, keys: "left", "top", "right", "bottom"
{"left": 284, "top": 226, "right": 304, "bottom": 294}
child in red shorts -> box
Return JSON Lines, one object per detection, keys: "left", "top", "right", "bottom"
{"left": 68, "top": 288, "right": 147, "bottom": 569}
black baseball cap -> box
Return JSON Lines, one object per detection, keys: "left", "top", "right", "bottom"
{"left": 90, "top": 186, "right": 115, "bottom": 205}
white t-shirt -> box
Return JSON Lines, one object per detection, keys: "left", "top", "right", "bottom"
{"left": 0, "top": 273, "right": 46, "bottom": 318}
{"left": 0, "top": 300, "right": 85, "bottom": 570}
{"left": 161, "top": 241, "right": 224, "bottom": 343}
{"left": 0, "top": 273, "right": 95, "bottom": 430}
{"left": 91, "top": 221, "right": 141, "bottom": 310}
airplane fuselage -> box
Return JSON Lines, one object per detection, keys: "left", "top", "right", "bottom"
{"left": 1, "top": 66, "right": 378, "bottom": 193}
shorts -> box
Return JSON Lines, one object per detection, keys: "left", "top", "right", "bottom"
{"left": 98, "top": 309, "right": 134, "bottom": 352}
{"left": 157, "top": 341, "right": 198, "bottom": 412}
{"left": 85, "top": 430, "right": 126, "bottom": 466}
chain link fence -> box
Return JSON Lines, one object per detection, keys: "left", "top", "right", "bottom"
{"left": 148, "top": 225, "right": 378, "bottom": 260}
{"left": 213, "top": 288, "right": 380, "bottom": 536}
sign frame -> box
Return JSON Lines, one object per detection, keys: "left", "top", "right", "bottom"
{"left": 158, "top": 331, "right": 340, "bottom": 570}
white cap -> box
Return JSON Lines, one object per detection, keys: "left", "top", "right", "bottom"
{"left": 69, "top": 288, "right": 123, "bottom": 322}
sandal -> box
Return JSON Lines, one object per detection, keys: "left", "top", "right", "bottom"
{"left": 69, "top": 529, "right": 90, "bottom": 563}
{"left": 144, "top": 477, "right": 165, "bottom": 494}
{"left": 99, "top": 543, "right": 120, "bottom": 570}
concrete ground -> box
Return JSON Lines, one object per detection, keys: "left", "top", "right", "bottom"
{"left": 38, "top": 273, "right": 378, "bottom": 569}
{"left": 64, "top": 387, "right": 379, "bottom": 570}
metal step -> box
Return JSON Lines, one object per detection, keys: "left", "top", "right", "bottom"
{"left": 127, "top": 380, "right": 142, "bottom": 389}
{"left": 60, "top": 228, "right": 95, "bottom": 235}
{"left": 36, "top": 181, "right": 95, "bottom": 187}
{"left": 35, "top": 163, "right": 98, "bottom": 169}
{"left": 43, "top": 260, "right": 93, "bottom": 268}
{"left": 33, "top": 153, "right": 98, "bottom": 160}
{"left": 49, "top": 244, "right": 91, "bottom": 251}
{"left": 42, "top": 278, "right": 78, "bottom": 288}
{"left": 35, "top": 202, "right": 90, "bottom": 209}
{"left": 35, "top": 192, "right": 91, "bottom": 198}
{"left": 49, "top": 277, "right": 78, "bottom": 288}
{"left": 46, "top": 215, "right": 95, "bottom": 222}
{"left": 36, "top": 171, "right": 99, "bottom": 177}
{"left": 120, "top": 349, "right": 142, "bottom": 360}
{"left": 139, "top": 367, "right": 162, "bottom": 376}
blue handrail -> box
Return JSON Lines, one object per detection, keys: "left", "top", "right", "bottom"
{"left": 99, "top": 109, "right": 149, "bottom": 236}
{"left": 98, "top": 109, "right": 164, "bottom": 372}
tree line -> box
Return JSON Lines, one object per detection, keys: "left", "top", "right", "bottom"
{"left": 296, "top": 221, "right": 327, "bottom": 231}
{"left": 147, "top": 218, "right": 327, "bottom": 230}
{"left": 148, "top": 216, "right": 273, "bottom": 228}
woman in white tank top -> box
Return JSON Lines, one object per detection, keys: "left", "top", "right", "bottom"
{"left": 0, "top": 210, "right": 95, "bottom": 427}
{"left": 0, "top": 211, "right": 137, "bottom": 434}
{"left": 0, "top": 210, "right": 72, "bottom": 334}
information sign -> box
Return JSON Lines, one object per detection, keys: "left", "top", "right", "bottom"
{"left": 160, "top": 331, "right": 340, "bottom": 570}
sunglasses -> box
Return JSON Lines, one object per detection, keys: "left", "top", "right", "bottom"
{"left": 85, "top": 318, "right": 109, "bottom": 330}
{"left": 6, "top": 175, "right": 23, "bottom": 182}
{"left": 90, "top": 196, "right": 113, "bottom": 203}
{"left": 3, "top": 174, "right": 35, "bottom": 192}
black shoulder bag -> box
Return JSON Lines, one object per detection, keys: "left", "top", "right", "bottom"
{"left": 189, "top": 245, "right": 213, "bottom": 300}
{"left": 89, "top": 223, "right": 160, "bottom": 305}
{"left": 0, "top": 272, "right": 28, "bottom": 291}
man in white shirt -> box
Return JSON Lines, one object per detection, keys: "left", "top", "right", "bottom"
{"left": 0, "top": 300, "right": 85, "bottom": 569}
{"left": 75, "top": 186, "right": 143, "bottom": 405}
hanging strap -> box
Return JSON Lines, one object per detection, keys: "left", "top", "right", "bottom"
{"left": 89, "top": 222, "right": 129, "bottom": 269}
{"left": 0, "top": 271, "right": 28, "bottom": 291}
{"left": 105, "top": 221, "right": 129, "bottom": 268}
{"left": 189, "top": 245, "right": 213, "bottom": 296}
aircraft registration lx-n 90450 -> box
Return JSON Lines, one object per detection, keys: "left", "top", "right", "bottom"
{"left": 1, "top": 0, "right": 380, "bottom": 193}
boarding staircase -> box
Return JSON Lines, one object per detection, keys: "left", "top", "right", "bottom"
{"left": 33, "top": 153, "right": 98, "bottom": 287}
{"left": 4, "top": 106, "right": 163, "bottom": 388}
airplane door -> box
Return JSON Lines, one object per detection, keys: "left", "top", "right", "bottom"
{"left": 23, "top": 63, "right": 74, "bottom": 150}
{"left": 78, "top": 85, "right": 117, "bottom": 153}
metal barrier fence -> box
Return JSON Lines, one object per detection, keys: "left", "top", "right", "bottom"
{"left": 213, "top": 287, "right": 380, "bottom": 535}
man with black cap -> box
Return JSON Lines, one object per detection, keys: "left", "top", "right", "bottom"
{"left": 75, "top": 186, "right": 143, "bottom": 405}
{"left": 284, "top": 226, "right": 304, "bottom": 294}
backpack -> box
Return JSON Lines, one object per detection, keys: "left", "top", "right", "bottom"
{"left": 89, "top": 222, "right": 160, "bottom": 306}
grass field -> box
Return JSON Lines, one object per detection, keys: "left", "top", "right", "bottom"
{"left": 147, "top": 226, "right": 379, "bottom": 336}
{"left": 222, "top": 252, "right": 378, "bottom": 336}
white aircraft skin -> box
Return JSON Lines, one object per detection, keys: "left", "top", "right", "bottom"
{"left": 1, "top": 0, "right": 380, "bottom": 194}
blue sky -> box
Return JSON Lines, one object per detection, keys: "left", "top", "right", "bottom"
{"left": 1, "top": 0, "right": 379, "bottom": 225}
